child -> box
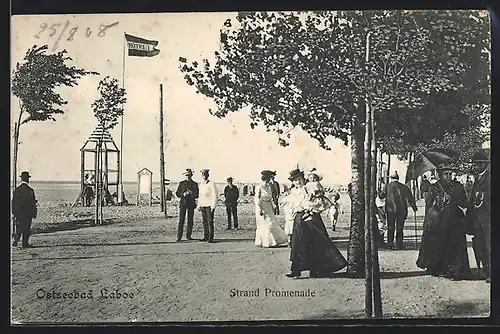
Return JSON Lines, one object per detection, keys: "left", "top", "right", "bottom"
{"left": 375, "top": 190, "right": 387, "bottom": 244}
{"left": 328, "top": 192, "right": 343, "bottom": 231}
{"left": 302, "top": 169, "right": 332, "bottom": 221}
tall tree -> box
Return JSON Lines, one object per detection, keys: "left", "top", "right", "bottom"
{"left": 92, "top": 76, "right": 127, "bottom": 130}
{"left": 11, "top": 45, "right": 98, "bottom": 192}
{"left": 91, "top": 76, "right": 127, "bottom": 224}
{"left": 178, "top": 10, "right": 488, "bottom": 276}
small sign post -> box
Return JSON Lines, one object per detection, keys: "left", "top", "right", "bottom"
{"left": 137, "top": 168, "right": 153, "bottom": 206}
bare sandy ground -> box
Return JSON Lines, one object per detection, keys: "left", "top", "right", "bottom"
{"left": 11, "top": 201, "right": 490, "bottom": 323}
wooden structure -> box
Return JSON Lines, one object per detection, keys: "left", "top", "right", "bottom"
{"left": 137, "top": 168, "right": 153, "bottom": 206}
{"left": 74, "top": 124, "right": 120, "bottom": 207}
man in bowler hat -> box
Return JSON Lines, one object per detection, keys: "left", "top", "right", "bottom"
{"left": 224, "top": 177, "right": 239, "bottom": 230}
{"left": 12, "top": 171, "right": 37, "bottom": 248}
{"left": 198, "top": 169, "right": 218, "bottom": 242}
{"left": 384, "top": 171, "right": 417, "bottom": 249}
{"left": 175, "top": 169, "right": 199, "bottom": 242}
{"left": 465, "top": 150, "right": 491, "bottom": 283}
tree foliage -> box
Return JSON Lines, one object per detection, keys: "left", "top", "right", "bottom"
{"left": 12, "top": 45, "right": 99, "bottom": 124}
{"left": 377, "top": 10, "right": 490, "bottom": 160}
{"left": 91, "top": 76, "right": 127, "bottom": 130}
{"left": 179, "top": 10, "right": 489, "bottom": 150}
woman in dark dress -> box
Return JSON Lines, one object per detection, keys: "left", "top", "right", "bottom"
{"left": 284, "top": 168, "right": 347, "bottom": 278}
{"left": 416, "top": 166, "right": 470, "bottom": 280}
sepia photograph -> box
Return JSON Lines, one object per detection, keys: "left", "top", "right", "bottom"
{"left": 10, "top": 10, "right": 491, "bottom": 323}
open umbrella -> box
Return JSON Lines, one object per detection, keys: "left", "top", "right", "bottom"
{"left": 405, "top": 148, "right": 458, "bottom": 183}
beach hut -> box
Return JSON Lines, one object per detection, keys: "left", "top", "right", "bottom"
{"left": 74, "top": 124, "right": 120, "bottom": 207}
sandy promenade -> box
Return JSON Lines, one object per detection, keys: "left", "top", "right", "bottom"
{"left": 11, "top": 200, "right": 490, "bottom": 323}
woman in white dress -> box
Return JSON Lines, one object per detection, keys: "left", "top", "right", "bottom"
{"left": 254, "top": 170, "right": 289, "bottom": 248}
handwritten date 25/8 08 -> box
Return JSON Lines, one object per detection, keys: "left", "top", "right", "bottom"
{"left": 34, "top": 21, "right": 119, "bottom": 51}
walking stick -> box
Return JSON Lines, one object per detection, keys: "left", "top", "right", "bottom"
{"left": 414, "top": 210, "right": 418, "bottom": 250}
{"left": 12, "top": 216, "right": 17, "bottom": 239}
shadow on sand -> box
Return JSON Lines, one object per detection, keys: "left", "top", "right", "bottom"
{"left": 313, "top": 270, "right": 428, "bottom": 279}
{"left": 34, "top": 218, "right": 116, "bottom": 234}
{"left": 302, "top": 299, "right": 490, "bottom": 320}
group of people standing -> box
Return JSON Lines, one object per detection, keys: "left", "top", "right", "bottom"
{"left": 175, "top": 168, "right": 219, "bottom": 243}
{"left": 175, "top": 168, "right": 282, "bottom": 243}
{"left": 252, "top": 168, "right": 347, "bottom": 278}
{"left": 175, "top": 167, "right": 348, "bottom": 278}
{"left": 416, "top": 150, "right": 491, "bottom": 283}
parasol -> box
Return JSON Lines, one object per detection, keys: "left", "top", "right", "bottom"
{"left": 405, "top": 148, "right": 458, "bottom": 183}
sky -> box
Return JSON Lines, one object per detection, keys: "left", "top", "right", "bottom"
{"left": 10, "top": 12, "right": 410, "bottom": 184}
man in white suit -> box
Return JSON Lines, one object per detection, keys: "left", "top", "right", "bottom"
{"left": 198, "top": 169, "right": 218, "bottom": 243}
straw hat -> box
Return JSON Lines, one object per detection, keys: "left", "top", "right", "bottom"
{"left": 307, "top": 168, "right": 323, "bottom": 181}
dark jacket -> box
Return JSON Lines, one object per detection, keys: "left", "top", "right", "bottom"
{"left": 465, "top": 169, "right": 490, "bottom": 236}
{"left": 270, "top": 180, "right": 280, "bottom": 203}
{"left": 175, "top": 180, "right": 199, "bottom": 207}
{"left": 224, "top": 185, "right": 239, "bottom": 205}
{"left": 84, "top": 185, "right": 94, "bottom": 198}
{"left": 384, "top": 180, "right": 417, "bottom": 217}
{"left": 12, "top": 182, "right": 37, "bottom": 220}
{"left": 420, "top": 179, "right": 431, "bottom": 193}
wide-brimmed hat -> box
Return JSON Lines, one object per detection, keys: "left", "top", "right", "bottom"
{"left": 261, "top": 170, "right": 275, "bottom": 178}
{"left": 306, "top": 168, "right": 323, "bottom": 181}
{"left": 389, "top": 171, "right": 399, "bottom": 180}
{"left": 471, "top": 150, "right": 489, "bottom": 163}
{"left": 182, "top": 169, "right": 193, "bottom": 176}
{"left": 288, "top": 168, "right": 304, "bottom": 181}
{"left": 436, "top": 163, "right": 460, "bottom": 172}
{"left": 20, "top": 171, "right": 31, "bottom": 179}
{"left": 227, "top": 177, "right": 233, "bottom": 181}
{"left": 201, "top": 169, "right": 210, "bottom": 173}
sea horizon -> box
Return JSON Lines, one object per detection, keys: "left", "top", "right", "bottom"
{"left": 26, "top": 180, "right": 346, "bottom": 187}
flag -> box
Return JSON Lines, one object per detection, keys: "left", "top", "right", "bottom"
{"left": 125, "top": 33, "right": 160, "bottom": 57}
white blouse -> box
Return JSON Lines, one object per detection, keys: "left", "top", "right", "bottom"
{"left": 254, "top": 184, "right": 274, "bottom": 210}
{"left": 284, "top": 186, "right": 314, "bottom": 218}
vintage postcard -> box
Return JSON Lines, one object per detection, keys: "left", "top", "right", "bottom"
{"left": 10, "top": 10, "right": 491, "bottom": 323}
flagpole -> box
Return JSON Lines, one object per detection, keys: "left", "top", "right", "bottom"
{"left": 159, "top": 84, "right": 166, "bottom": 217}
{"left": 119, "top": 33, "right": 126, "bottom": 203}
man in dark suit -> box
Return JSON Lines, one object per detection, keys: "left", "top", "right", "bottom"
{"left": 84, "top": 184, "right": 94, "bottom": 207}
{"left": 270, "top": 172, "right": 281, "bottom": 215}
{"left": 465, "top": 150, "right": 491, "bottom": 283}
{"left": 420, "top": 175, "right": 431, "bottom": 214}
{"left": 384, "top": 171, "right": 417, "bottom": 249}
{"left": 12, "top": 171, "right": 37, "bottom": 248}
{"left": 224, "top": 177, "right": 239, "bottom": 230}
{"left": 175, "top": 169, "right": 199, "bottom": 242}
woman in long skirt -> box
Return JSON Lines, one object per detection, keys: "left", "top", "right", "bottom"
{"left": 254, "top": 170, "right": 288, "bottom": 248}
{"left": 284, "top": 168, "right": 347, "bottom": 278}
{"left": 416, "top": 166, "right": 470, "bottom": 280}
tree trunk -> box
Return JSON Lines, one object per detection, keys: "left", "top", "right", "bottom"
{"left": 95, "top": 141, "right": 100, "bottom": 226}
{"left": 364, "top": 100, "right": 373, "bottom": 318}
{"left": 12, "top": 122, "right": 20, "bottom": 195}
{"left": 347, "top": 106, "right": 365, "bottom": 276}
{"left": 12, "top": 108, "right": 24, "bottom": 195}
{"left": 386, "top": 154, "right": 391, "bottom": 182}
{"left": 99, "top": 141, "right": 104, "bottom": 224}
{"left": 370, "top": 111, "right": 383, "bottom": 318}
{"left": 376, "top": 151, "right": 381, "bottom": 193}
